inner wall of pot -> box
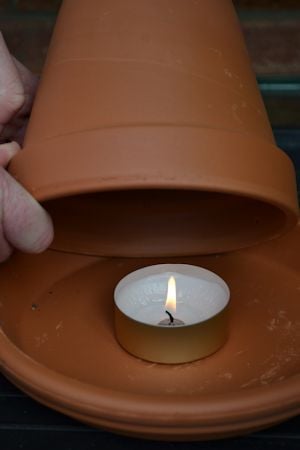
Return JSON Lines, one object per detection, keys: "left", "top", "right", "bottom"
{"left": 44, "top": 189, "right": 286, "bottom": 257}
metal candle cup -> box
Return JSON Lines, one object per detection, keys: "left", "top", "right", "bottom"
{"left": 114, "top": 264, "right": 230, "bottom": 364}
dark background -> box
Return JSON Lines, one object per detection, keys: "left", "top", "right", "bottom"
{"left": 0, "top": 1, "right": 299, "bottom": 449}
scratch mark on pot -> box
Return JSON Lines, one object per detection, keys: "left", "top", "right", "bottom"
{"left": 224, "top": 68, "right": 233, "bottom": 78}
{"left": 260, "top": 365, "right": 280, "bottom": 383}
{"left": 56, "top": 321, "right": 63, "bottom": 331}
{"left": 231, "top": 104, "right": 243, "bottom": 124}
{"left": 285, "top": 321, "right": 292, "bottom": 330}
{"left": 35, "top": 333, "right": 48, "bottom": 347}
{"left": 145, "top": 363, "right": 157, "bottom": 369}
{"left": 235, "top": 350, "right": 246, "bottom": 356}
{"left": 219, "top": 372, "right": 232, "bottom": 380}
{"left": 241, "top": 378, "right": 258, "bottom": 388}
{"left": 267, "top": 318, "right": 277, "bottom": 331}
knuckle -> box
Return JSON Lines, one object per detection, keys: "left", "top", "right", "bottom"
{"left": 1, "top": 90, "right": 25, "bottom": 114}
{"left": 0, "top": 76, "right": 25, "bottom": 117}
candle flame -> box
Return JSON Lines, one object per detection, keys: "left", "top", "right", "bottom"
{"left": 165, "top": 276, "right": 176, "bottom": 314}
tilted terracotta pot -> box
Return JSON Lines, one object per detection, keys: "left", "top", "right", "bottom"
{"left": 9, "top": 0, "right": 298, "bottom": 257}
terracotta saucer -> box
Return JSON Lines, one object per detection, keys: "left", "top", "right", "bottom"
{"left": 0, "top": 227, "right": 299, "bottom": 440}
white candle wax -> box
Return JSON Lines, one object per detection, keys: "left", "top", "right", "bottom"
{"left": 114, "top": 264, "right": 230, "bottom": 327}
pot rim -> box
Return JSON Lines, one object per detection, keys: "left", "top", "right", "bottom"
{"left": 10, "top": 126, "right": 299, "bottom": 257}
{"left": 1, "top": 328, "right": 299, "bottom": 432}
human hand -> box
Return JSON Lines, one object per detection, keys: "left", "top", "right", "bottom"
{"left": 0, "top": 32, "right": 53, "bottom": 262}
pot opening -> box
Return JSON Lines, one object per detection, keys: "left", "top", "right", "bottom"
{"left": 43, "top": 189, "right": 287, "bottom": 257}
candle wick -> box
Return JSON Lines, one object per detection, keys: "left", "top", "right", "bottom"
{"left": 165, "top": 310, "right": 174, "bottom": 324}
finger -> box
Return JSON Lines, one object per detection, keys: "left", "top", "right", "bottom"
{"left": 12, "top": 57, "right": 38, "bottom": 117}
{"left": 0, "top": 141, "right": 20, "bottom": 167}
{"left": 0, "top": 32, "right": 24, "bottom": 123}
{"left": 13, "top": 57, "right": 38, "bottom": 95}
{"left": 0, "top": 168, "right": 54, "bottom": 253}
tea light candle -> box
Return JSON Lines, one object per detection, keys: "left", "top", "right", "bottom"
{"left": 114, "top": 264, "right": 230, "bottom": 364}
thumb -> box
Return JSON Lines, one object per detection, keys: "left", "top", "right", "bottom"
{"left": 0, "top": 141, "right": 20, "bottom": 166}
{"left": 1, "top": 167, "right": 54, "bottom": 253}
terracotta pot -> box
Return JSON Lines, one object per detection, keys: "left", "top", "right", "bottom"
{"left": 9, "top": 0, "right": 298, "bottom": 257}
